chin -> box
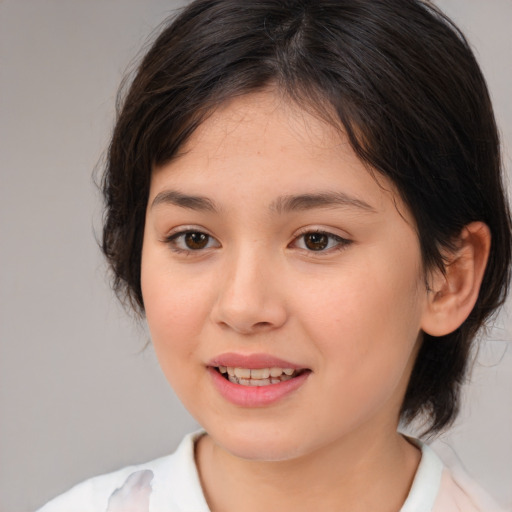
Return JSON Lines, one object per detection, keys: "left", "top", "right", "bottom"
{"left": 205, "top": 421, "right": 310, "bottom": 462}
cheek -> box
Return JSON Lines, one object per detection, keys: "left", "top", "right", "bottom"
{"left": 143, "top": 275, "right": 202, "bottom": 341}
{"left": 297, "top": 253, "right": 425, "bottom": 388}
{"left": 303, "top": 263, "right": 421, "bottom": 331}
{"left": 142, "top": 276, "right": 213, "bottom": 417}
{"left": 140, "top": 250, "right": 214, "bottom": 383}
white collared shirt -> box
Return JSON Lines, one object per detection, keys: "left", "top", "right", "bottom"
{"left": 37, "top": 431, "right": 506, "bottom": 512}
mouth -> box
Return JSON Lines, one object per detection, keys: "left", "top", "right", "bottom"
{"left": 208, "top": 355, "right": 311, "bottom": 406}
{"left": 213, "top": 366, "right": 308, "bottom": 386}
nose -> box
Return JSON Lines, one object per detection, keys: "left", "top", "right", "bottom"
{"left": 210, "top": 246, "right": 288, "bottom": 335}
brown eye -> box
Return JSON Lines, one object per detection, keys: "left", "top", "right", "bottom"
{"left": 304, "top": 233, "right": 329, "bottom": 251}
{"left": 291, "top": 231, "right": 351, "bottom": 253}
{"left": 166, "top": 230, "right": 219, "bottom": 252}
{"left": 184, "top": 232, "right": 209, "bottom": 249}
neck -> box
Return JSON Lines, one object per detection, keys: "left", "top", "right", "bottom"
{"left": 195, "top": 423, "right": 421, "bottom": 512}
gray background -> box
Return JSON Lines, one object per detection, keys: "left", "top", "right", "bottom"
{"left": 0, "top": 1, "right": 511, "bottom": 511}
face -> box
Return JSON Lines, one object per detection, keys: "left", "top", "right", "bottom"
{"left": 141, "top": 91, "right": 430, "bottom": 462}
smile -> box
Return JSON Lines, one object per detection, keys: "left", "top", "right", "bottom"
{"left": 216, "top": 366, "right": 302, "bottom": 386}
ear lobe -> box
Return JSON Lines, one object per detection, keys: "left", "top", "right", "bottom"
{"left": 421, "top": 222, "right": 491, "bottom": 337}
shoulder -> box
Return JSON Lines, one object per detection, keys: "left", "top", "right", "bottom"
{"left": 433, "top": 465, "right": 507, "bottom": 512}
{"left": 36, "top": 430, "right": 209, "bottom": 512}
{"left": 36, "top": 464, "right": 154, "bottom": 512}
{"left": 401, "top": 437, "right": 506, "bottom": 512}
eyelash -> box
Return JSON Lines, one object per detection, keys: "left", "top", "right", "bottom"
{"left": 291, "top": 230, "right": 352, "bottom": 253}
{"left": 164, "top": 229, "right": 352, "bottom": 255}
{"left": 165, "top": 229, "right": 220, "bottom": 254}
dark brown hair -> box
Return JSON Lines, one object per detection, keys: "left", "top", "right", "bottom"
{"left": 102, "top": 0, "right": 511, "bottom": 434}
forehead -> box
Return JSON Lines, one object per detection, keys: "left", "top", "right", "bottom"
{"left": 175, "top": 91, "right": 352, "bottom": 170}
{"left": 150, "top": 90, "right": 411, "bottom": 223}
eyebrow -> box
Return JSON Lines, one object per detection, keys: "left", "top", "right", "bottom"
{"left": 151, "top": 190, "right": 218, "bottom": 212}
{"left": 150, "top": 190, "right": 376, "bottom": 214}
{"left": 270, "top": 192, "right": 377, "bottom": 214}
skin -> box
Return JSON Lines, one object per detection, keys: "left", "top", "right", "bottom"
{"left": 140, "top": 90, "right": 454, "bottom": 511}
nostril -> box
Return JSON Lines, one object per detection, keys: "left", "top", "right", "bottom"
{"left": 254, "top": 321, "right": 272, "bottom": 328}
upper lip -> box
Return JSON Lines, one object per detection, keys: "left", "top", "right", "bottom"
{"left": 208, "top": 352, "right": 306, "bottom": 370}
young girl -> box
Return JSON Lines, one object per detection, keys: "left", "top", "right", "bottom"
{"left": 38, "top": 0, "right": 511, "bottom": 510}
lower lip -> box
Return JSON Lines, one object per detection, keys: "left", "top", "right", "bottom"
{"left": 208, "top": 367, "right": 310, "bottom": 407}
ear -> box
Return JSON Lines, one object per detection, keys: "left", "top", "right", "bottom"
{"left": 421, "top": 222, "right": 491, "bottom": 337}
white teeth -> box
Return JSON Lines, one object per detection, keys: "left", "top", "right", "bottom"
{"left": 220, "top": 366, "right": 301, "bottom": 386}
{"left": 222, "top": 366, "right": 296, "bottom": 379}
{"left": 253, "top": 378, "right": 270, "bottom": 386}
{"left": 270, "top": 367, "right": 283, "bottom": 377}
{"left": 234, "top": 367, "right": 251, "bottom": 379}
{"left": 250, "top": 368, "right": 270, "bottom": 379}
